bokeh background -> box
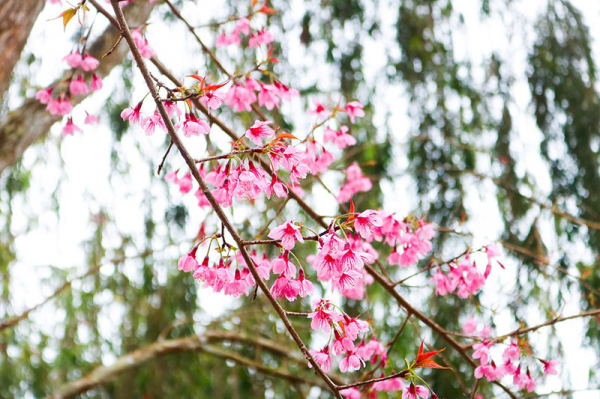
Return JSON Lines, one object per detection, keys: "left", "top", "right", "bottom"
{"left": 1, "top": 0, "right": 600, "bottom": 397}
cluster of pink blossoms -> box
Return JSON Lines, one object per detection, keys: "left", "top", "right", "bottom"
{"left": 120, "top": 96, "right": 213, "bottom": 137}
{"left": 430, "top": 243, "right": 503, "bottom": 298}
{"left": 177, "top": 244, "right": 316, "bottom": 302}
{"left": 307, "top": 299, "right": 390, "bottom": 375}
{"left": 132, "top": 27, "right": 156, "bottom": 59}
{"left": 337, "top": 163, "right": 372, "bottom": 202}
{"left": 35, "top": 49, "right": 102, "bottom": 135}
{"left": 215, "top": 13, "right": 275, "bottom": 49}
{"left": 226, "top": 77, "right": 298, "bottom": 112}
{"left": 463, "top": 318, "right": 559, "bottom": 393}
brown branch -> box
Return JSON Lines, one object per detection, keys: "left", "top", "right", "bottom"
{"left": 107, "top": 3, "right": 341, "bottom": 396}
{"left": 462, "top": 308, "right": 600, "bottom": 349}
{"left": 0, "top": 0, "right": 44, "bottom": 103}
{"left": 363, "top": 264, "right": 518, "bottom": 398}
{"left": 46, "top": 332, "right": 330, "bottom": 399}
{"left": 0, "top": 0, "right": 159, "bottom": 174}
{"left": 336, "top": 369, "right": 410, "bottom": 390}
{"left": 194, "top": 148, "right": 265, "bottom": 164}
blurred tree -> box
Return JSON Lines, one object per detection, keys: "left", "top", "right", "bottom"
{"left": 0, "top": 0, "right": 599, "bottom": 398}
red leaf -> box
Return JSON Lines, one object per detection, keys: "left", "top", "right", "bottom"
{"left": 413, "top": 340, "right": 449, "bottom": 370}
{"left": 203, "top": 79, "right": 230, "bottom": 91}
{"left": 273, "top": 133, "right": 299, "bottom": 141}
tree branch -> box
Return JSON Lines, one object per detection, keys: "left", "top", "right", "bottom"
{"left": 0, "top": 0, "right": 159, "bottom": 173}
{"left": 107, "top": 2, "right": 341, "bottom": 396}
{"left": 47, "top": 332, "right": 331, "bottom": 399}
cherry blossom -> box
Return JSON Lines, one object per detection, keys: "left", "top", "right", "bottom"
{"left": 268, "top": 221, "right": 304, "bottom": 250}
{"left": 343, "top": 101, "right": 365, "bottom": 123}
{"left": 245, "top": 120, "right": 274, "bottom": 145}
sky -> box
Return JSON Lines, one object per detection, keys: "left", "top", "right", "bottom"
{"left": 2, "top": 0, "right": 600, "bottom": 397}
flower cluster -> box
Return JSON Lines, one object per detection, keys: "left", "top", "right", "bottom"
{"left": 35, "top": 48, "right": 102, "bottom": 135}
{"left": 430, "top": 244, "right": 502, "bottom": 298}
{"left": 307, "top": 299, "right": 375, "bottom": 373}
{"left": 226, "top": 77, "right": 298, "bottom": 113}
{"left": 465, "top": 319, "right": 559, "bottom": 393}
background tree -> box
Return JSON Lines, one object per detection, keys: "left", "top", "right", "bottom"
{"left": 1, "top": 0, "right": 599, "bottom": 398}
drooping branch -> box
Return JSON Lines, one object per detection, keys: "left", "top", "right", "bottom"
{"left": 0, "top": 0, "right": 159, "bottom": 174}
{"left": 47, "top": 332, "right": 331, "bottom": 399}
{"left": 107, "top": 2, "right": 341, "bottom": 397}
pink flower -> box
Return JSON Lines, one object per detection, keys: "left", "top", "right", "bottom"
{"left": 235, "top": 18, "right": 251, "bottom": 35}
{"left": 245, "top": 120, "right": 274, "bottom": 145}
{"left": 337, "top": 163, "right": 372, "bottom": 202}
{"left": 248, "top": 28, "right": 274, "bottom": 47}
{"left": 268, "top": 221, "right": 304, "bottom": 250}
{"left": 518, "top": 370, "right": 537, "bottom": 392}
{"left": 344, "top": 101, "right": 365, "bottom": 123}
{"left": 324, "top": 125, "right": 356, "bottom": 149}
{"left": 343, "top": 314, "right": 369, "bottom": 341}
{"left": 81, "top": 54, "right": 99, "bottom": 71}
{"left": 403, "top": 383, "right": 429, "bottom": 399}
{"left": 200, "top": 91, "right": 225, "bottom": 110}
{"left": 121, "top": 102, "right": 143, "bottom": 125}
{"left": 502, "top": 342, "right": 521, "bottom": 363}
{"left": 289, "top": 164, "right": 310, "bottom": 185}
{"left": 164, "top": 101, "right": 182, "bottom": 119}
{"left": 270, "top": 275, "right": 301, "bottom": 301}
{"left": 257, "top": 84, "right": 280, "bottom": 110}
{"left": 333, "top": 267, "right": 362, "bottom": 292}
{"left": 47, "top": 97, "right": 73, "bottom": 116}
{"left": 307, "top": 299, "right": 341, "bottom": 333}
{"left": 273, "top": 80, "right": 299, "bottom": 101}
{"left": 472, "top": 341, "right": 493, "bottom": 365}
{"left": 226, "top": 83, "right": 257, "bottom": 112}
{"left": 308, "top": 346, "right": 332, "bottom": 373}
{"left": 91, "top": 74, "right": 103, "bottom": 91}
{"left": 297, "top": 268, "right": 314, "bottom": 297}
{"left": 215, "top": 32, "right": 231, "bottom": 47}
{"left": 35, "top": 87, "right": 53, "bottom": 104}
{"left": 540, "top": 359, "right": 558, "bottom": 376}
{"left": 332, "top": 332, "right": 355, "bottom": 355}
{"left": 462, "top": 317, "right": 477, "bottom": 334}
{"left": 339, "top": 349, "right": 364, "bottom": 373}
{"left": 340, "top": 388, "right": 361, "bottom": 399}
{"left": 177, "top": 173, "right": 193, "bottom": 194}
{"left": 266, "top": 174, "right": 288, "bottom": 199}
{"left": 182, "top": 113, "right": 210, "bottom": 137}
{"left": 430, "top": 270, "right": 454, "bottom": 296}
{"left": 63, "top": 51, "right": 82, "bottom": 68}
{"left": 224, "top": 269, "right": 251, "bottom": 298}
{"left": 142, "top": 111, "right": 166, "bottom": 135}
{"left": 307, "top": 99, "right": 331, "bottom": 118}
{"left": 84, "top": 113, "right": 99, "bottom": 125}
{"left": 69, "top": 75, "right": 88, "bottom": 96}
{"left": 354, "top": 210, "right": 383, "bottom": 239}
{"left": 271, "top": 252, "right": 296, "bottom": 278}
{"left": 61, "top": 118, "right": 80, "bottom": 136}
{"left": 178, "top": 246, "right": 199, "bottom": 272}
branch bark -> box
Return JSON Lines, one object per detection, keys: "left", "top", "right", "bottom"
{"left": 0, "top": 0, "right": 44, "bottom": 104}
{"left": 0, "top": 0, "right": 158, "bottom": 174}
{"left": 47, "top": 332, "right": 330, "bottom": 399}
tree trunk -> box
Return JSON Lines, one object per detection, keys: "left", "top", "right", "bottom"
{"left": 0, "top": 0, "right": 44, "bottom": 105}
{"left": 0, "top": 1, "right": 158, "bottom": 174}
